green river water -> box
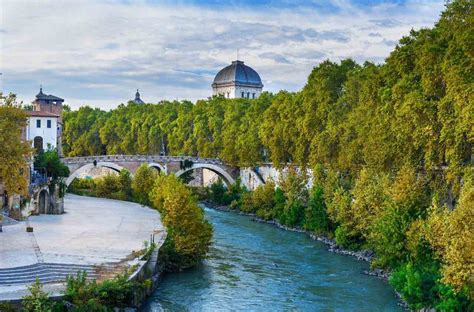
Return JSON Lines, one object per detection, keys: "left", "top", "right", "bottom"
{"left": 141, "top": 206, "right": 402, "bottom": 311}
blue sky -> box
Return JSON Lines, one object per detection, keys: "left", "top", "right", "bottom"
{"left": 1, "top": 0, "right": 445, "bottom": 110}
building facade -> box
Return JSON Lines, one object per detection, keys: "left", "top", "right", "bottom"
{"left": 29, "top": 88, "right": 63, "bottom": 155}
{"left": 212, "top": 60, "right": 263, "bottom": 99}
{"left": 26, "top": 111, "right": 59, "bottom": 154}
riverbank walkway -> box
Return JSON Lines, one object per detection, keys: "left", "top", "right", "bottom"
{"left": 0, "top": 194, "right": 165, "bottom": 301}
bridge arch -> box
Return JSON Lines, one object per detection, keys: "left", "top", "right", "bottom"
{"left": 148, "top": 162, "right": 167, "bottom": 174}
{"left": 175, "top": 163, "right": 235, "bottom": 187}
{"left": 65, "top": 162, "right": 125, "bottom": 187}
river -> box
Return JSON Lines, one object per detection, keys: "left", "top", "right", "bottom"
{"left": 141, "top": 206, "right": 402, "bottom": 311}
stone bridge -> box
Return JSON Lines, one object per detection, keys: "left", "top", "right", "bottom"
{"left": 62, "top": 155, "right": 268, "bottom": 189}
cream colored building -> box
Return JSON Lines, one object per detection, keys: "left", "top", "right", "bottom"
{"left": 212, "top": 60, "right": 263, "bottom": 99}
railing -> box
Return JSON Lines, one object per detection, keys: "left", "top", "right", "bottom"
{"left": 61, "top": 155, "right": 226, "bottom": 165}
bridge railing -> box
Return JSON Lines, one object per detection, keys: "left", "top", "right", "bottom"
{"left": 61, "top": 155, "right": 226, "bottom": 165}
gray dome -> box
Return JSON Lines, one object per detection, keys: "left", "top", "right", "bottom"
{"left": 212, "top": 60, "right": 263, "bottom": 87}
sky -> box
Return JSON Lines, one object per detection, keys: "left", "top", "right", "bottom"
{"left": 0, "top": 0, "right": 446, "bottom": 110}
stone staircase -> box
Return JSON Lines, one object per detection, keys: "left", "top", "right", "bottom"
{"left": 0, "top": 263, "right": 102, "bottom": 286}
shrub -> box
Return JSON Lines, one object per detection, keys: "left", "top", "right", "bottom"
{"left": 22, "top": 279, "right": 56, "bottom": 312}
{"left": 240, "top": 182, "right": 275, "bottom": 218}
{"left": 95, "top": 173, "right": 121, "bottom": 199}
{"left": 63, "top": 271, "right": 134, "bottom": 310}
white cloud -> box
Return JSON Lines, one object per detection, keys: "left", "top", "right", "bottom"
{"left": 0, "top": 0, "right": 445, "bottom": 110}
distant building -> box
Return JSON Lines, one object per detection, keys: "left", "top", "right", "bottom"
{"left": 212, "top": 60, "right": 263, "bottom": 99}
{"left": 132, "top": 89, "right": 145, "bottom": 104}
{"left": 26, "top": 110, "right": 60, "bottom": 154}
{"left": 34, "top": 87, "right": 64, "bottom": 115}
{"left": 27, "top": 87, "right": 63, "bottom": 155}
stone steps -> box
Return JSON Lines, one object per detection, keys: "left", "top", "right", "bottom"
{"left": 0, "top": 263, "right": 115, "bottom": 286}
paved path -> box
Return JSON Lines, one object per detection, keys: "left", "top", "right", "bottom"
{"left": 0, "top": 194, "right": 164, "bottom": 301}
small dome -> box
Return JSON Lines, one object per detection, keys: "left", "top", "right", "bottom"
{"left": 212, "top": 60, "right": 263, "bottom": 87}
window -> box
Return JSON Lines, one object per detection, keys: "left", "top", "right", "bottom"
{"left": 226, "top": 92, "right": 229, "bottom": 98}
{"left": 247, "top": 92, "right": 250, "bottom": 98}
{"left": 36, "top": 120, "right": 41, "bottom": 128}
{"left": 252, "top": 93, "right": 255, "bottom": 99}
{"left": 47, "top": 120, "right": 51, "bottom": 128}
{"left": 241, "top": 92, "right": 245, "bottom": 98}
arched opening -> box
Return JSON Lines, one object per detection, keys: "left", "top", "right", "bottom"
{"left": 38, "top": 190, "right": 48, "bottom": 214}
{"left": 33, "top": 136, "right": 44, "bottom": 154}
{"left": 175, "top": 164, "right": 235, "bottom": 187}
{"left": 148, "top": 163, "right": 167, "bottom": 174}
{"left": 65, "top": 162, "right": 125, "bottom": 187}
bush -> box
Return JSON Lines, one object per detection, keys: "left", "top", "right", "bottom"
{"left": 95, "top": 173, "right": 121, "bottom": 199}
{"left": 22, "top": 279, "right": 57, "bottom": 312}
{"left": 64, "top": 271, "right": 134, "bottom": 310}
{"left": 240, "top": 182, "right": 275, "bottom": 218}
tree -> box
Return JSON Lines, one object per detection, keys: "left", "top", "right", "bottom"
{"left": 350, "top": 168, "right": 390, "bottom": 241}
{"left": 34, "top": 149, "right": 70, "bottom": 179}
{"left": 0, "top": 93, "right": 33, "bottom": 205}
{"left": 370, "top": 166, "right": 429, "bottom": 268}
{"left": 426, "top": 171, "right": 474, "bottom": 296}
{"left": 278, "top": 167, "right": 308, "bottom": 226}
{"left": 131, "top": 164, "right": 158, "bottom": 205}
{"left": 209, "top": 179, "right": 229, "bottom": 205}
{"left": 241, "top": 182, "right": 275, "bottom": 218}
{"left": 150, "top": 174, "right": 212, "bottom": 271}
{"left": 304, "top": 185, "right": 329, "bottom": 234}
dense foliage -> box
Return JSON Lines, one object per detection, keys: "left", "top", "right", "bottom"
{"left": 34, "top": 149, "right": 70, "bottom": 197}
{"left": 0, "top": 94, "right": 33, "bottom": 201}
{"left": 61, "top": 1, "right": 472, "bottom": 309}
{"left": 150, "top": 174, "right": 213, "bottom": 272}
{"left": 17, "top": 273, "right": 136, "bottom": 311}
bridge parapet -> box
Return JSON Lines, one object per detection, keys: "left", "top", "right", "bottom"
{"left": 61, "top": 155, "right": 226, "bottom": 166}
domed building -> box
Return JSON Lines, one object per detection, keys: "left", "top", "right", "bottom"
{"left": 132, "top": 89, "right": 145, "bottom": 104}
{"left": 212, "top": 60, "right": 263, "bottom": 99}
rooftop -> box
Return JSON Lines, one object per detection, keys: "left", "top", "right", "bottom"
{"left": 35, "top": 88, "right": 64, "bottom": 102}
{"left": 27, "top": 111, "right": 60, "bottom": 118}
{"left": 212, "top": 60, "right": 263, "bottom": 87}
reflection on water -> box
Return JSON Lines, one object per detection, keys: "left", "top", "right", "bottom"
{"left": 141, "top": 207, "right": 402, "bottom": 311}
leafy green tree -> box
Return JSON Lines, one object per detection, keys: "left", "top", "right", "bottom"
{"left": 425, "top": 171, "right": 474, "bottom": 296}
{"left": 209, "top": 179, "right": 229, "bottom": 205}
{"left": 150, "top": 174, "right": 212, "bottom": 271}
{"left": 370, "top": 166, "right": 429, "bottom": 268}
{"left": 118, "top": 169, "right": 132, "bottom": 200}
{"left": 304, "top": 185, "right": 329, "bottom": 234}
{"left": 0, "top": 93, "right": 33, "bottom": 201}
{"left": 131, "top": 164, "right": 158, "bottom": 205}
{"left": 34, "top": 149, "right": 70, "bottom": 179}
{"left": 240, "top": 182, "right": 275, "bottom": 218}
{"left": 350, "top": 168, "right": 390, "bottom": 241}
{"left": 278, "top": 167, "right": 308, "bottom": 226}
